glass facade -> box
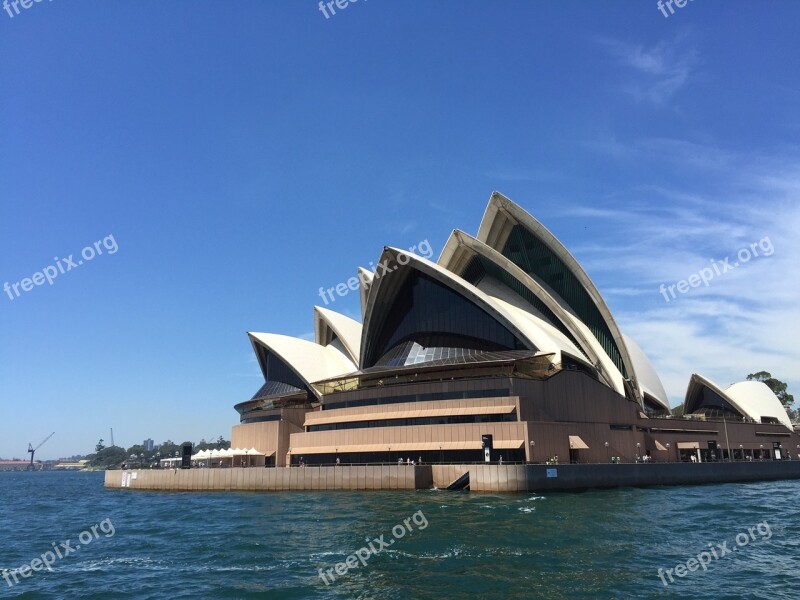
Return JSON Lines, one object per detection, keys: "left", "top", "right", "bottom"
{"left": 252, "top": 344, "right": 311, "bottom": 398}
{"left": 643, "top": 395, "right": 669, "bottom": 416}
{"left": 500, "top": 225, "right": 628, "bottom": 378}
{"left": 363, "top": 270, "right": 527, "bottom": 368}
{"left": 241, "top": 414, "right": 282, "bottom": 425}
{"left": 258, "top": 345, "right": 308, "bottom": 391}
{"left": 250, "top": 380, "right": 303, "bottom": 401}
{"left": 689, "top": 387, "right": 744, "bottom": 419}
{"left": 460, "top": 254, "right": 589, "bottom": 361}
{"left": 294, "top": 448, "right": 525, "bottom": 466}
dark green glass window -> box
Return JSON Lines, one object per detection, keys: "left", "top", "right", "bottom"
{"left": 363, "top": 270, "right": 527, "bottom": 368}
{"left": 501, "top": 225, "right": 628, "bottom": 377}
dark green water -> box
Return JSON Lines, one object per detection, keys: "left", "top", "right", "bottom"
{"left": 0, "top": 472, "right": 797, "bottom": 599}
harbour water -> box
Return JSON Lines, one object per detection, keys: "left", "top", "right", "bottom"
{"left": 1, "top": 471, "right": 798, "bottom": 598}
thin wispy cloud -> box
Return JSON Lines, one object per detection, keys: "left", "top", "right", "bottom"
{"left": 563, "top": 138, "right": 800, "bottom": 406}
{"left": 596, "top": 34, "right": 699, "bottom": 106}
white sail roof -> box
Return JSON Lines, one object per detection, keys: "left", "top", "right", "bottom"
{"left": 248, "top": 332, "right": 356, "bottom": 390}
{"left": 314, "top": 306, "right": 362, "bottom": 364}
{"left": 685, "top": 374, "right": 793, "bottom": 431}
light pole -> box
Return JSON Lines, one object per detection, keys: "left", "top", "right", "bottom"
{"left": 760, "top": 444, "right": 764, "bottom": 461}
{"left": 636, "top": 442, "right": 641, "bottom": 463}
{"left": 665, "top": 443, "right": 670, "bottom": 463}
{"left": 739, "top": 444, "right": 743, "bottom": 462}
{"left": 604, "top": 441, "right": 609, "bottom": 463}
{"left": 530, "top": 440, "right": 535, "bottom": 463}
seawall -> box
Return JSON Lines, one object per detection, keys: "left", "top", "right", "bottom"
{"left": 466, "top": 461, "right": 800, "bottom": 492}
{"left": 105, "top": 461, "right": 800, "bottom": 493}
{"left": 105, "top": 465, "right": 432, "bottom": 492}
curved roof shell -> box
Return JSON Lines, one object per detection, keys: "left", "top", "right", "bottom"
{"left": 439, "top": 229, "right": 627, "bottom": 396}
{"left": 475, "top": 191, "right": 641, "bottom": 403}
{"left": 726, "top": 380, "right": 792, "bottom": 430}
{"left": 248, "top": 332, "right": 357, "bottom": 400}
{"left": 622, "top": 334, "right": 670, "bottom": 411}
{"left": 314, "top": 306, "right": 362, "bottom": 365}
{"left": 684, "top": 374, "right": 792, "bottom": 430}
{"left": 359, "top": 246, "right": 586, "bottom": 370}
{"left": 357, "top": 267, "right": 374, "bottom": 319}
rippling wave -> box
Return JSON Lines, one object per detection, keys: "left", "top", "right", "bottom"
{"left": 1, "top": 472, "right": 798, "bottom": 599}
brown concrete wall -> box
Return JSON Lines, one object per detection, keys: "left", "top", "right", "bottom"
{"left": 231, "top": 422, "right": 280, "bottom": 455}
{"left": 644, "top": 417, "right": 797, "bottom": 459}
{"left": 228, "top": 371, "right": 800, "bottom": 470}
{"left": 305, "top": 396, "right": 519, "bottom": 424}
{"left": 525, "top": 421, "right": 648, "bottom": 465}
{"left": 277, "top": 419, "right": 304, "bottom": 467}
{"left": 513, "top": 371, "right": 637, "bottom": 424}
{"left": 289, "top": 422, "right": 526, "bottom": 453}
{"left": 431, "top": 465, "right": 469, "bottom": 489}
{"left": 232, "top": 410, "right": 310, "bottom": 467}
{"left": 105, "top": 466, "right": 427, "bottom": 492}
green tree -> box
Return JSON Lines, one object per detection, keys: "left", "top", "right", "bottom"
{"left": 158, "top": 440, "right": 181, "bottom": 458}
{"left": 88, "top": 445, "right": 127, "bottom": 469}
{"left": 126, "top": 444, "right": 147, "bottom": 457}
{"left": 747, "top": 371, "right": 796, "bottom": 420}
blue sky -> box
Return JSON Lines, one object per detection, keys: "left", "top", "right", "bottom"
{"left": 1, "top": 1, "right": 798, "bottom": 459}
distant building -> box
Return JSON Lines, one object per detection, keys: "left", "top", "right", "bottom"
{"left": 143, "top": 439, "right": 155, "bottom": 452}
{"left": 53, "top": 459, "right": 90, "bottom": 470}
{"left": 0, "top": 460, "right": 38, "bottom": 471}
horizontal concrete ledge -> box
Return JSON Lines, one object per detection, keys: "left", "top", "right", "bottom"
{"left": 104, "top": 461, "right": 800, "bottom": 493}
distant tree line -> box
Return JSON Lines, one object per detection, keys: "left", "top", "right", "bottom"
{"left": 87, "top": 436, "right": 230, "bottom": 469}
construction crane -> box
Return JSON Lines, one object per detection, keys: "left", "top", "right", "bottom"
{"left": 27, "top": 432, "right": 55, "bottom": 470}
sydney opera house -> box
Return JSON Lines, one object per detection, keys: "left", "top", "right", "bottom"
{"left": 230, "top": 192, "right": 798, "bottom": 467}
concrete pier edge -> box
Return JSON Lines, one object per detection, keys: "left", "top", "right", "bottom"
{"left": 105, "top": 461, "right": 800, "bottom": 493}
